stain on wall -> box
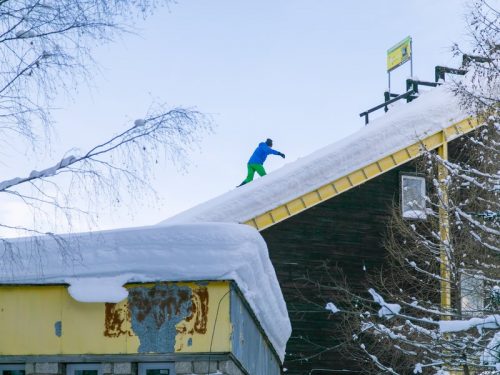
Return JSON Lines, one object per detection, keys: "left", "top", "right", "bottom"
{"left": 101, "top": 283, "right": 211, "bottom": 352}
{"left": 175, "top": 285, "right": 209, "bottom": 351}
{"left": 104, "top": 302, "right": 131, "bottom": 337}
{"left": 128, "top": 284, "right": 192, "bottom": 352}
{"left": 182, "top": 286, "right": 209, "bottom": 334}
{"left": 0, "top": 282, "right": 229, "bottom": 356}
{"left": 54, "top": 321, "right": 62, "bottom": 337}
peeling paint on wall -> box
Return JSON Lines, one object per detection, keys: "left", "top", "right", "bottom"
{"left": 0, "top": 283, "right": 230, "bottom": 356}
{"left": 101, "top": 283, "right": 211, "bottom": 352}
{"left": 104, "top": 303, "right": 131, "bottom": 337}
{"left": 183, "top": 286, "right": 209, "bottom": 335}
{"left": 174, "top": 285, "right": 209, "bottom": 351}
{"left": 128, "top": 284, "right": 192, "bottom": 352}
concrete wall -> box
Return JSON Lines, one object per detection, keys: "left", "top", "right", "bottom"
{"left": 7, "top": 359, "right": 248, "bottom": 375}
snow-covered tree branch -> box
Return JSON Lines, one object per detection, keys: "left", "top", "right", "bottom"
{"left": 317, "top": 1, "right": 499, "bottom": 374}
{"left": 0, "top": 2, "right": 212, "bottom": 262}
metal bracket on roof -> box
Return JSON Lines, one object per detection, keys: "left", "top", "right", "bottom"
{"left": 360, "top": 90, "right": 416, "bottom": 125}
{"left": 360, "top": 79, "right": 440, "bottom": 124}
{"left": 434, "top": 66, "right": 467, "bottom": 83}
{"left": 360, "top": 58, "right": 473, "bottom": 125}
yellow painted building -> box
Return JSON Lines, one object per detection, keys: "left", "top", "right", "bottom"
{"left": 0, "top": 223, "right": 287, "bottom": 375}
{"left": 1, "top": 281, "right": 231, "bottom": 356}
{"left": 0, "top": 280, "right": 281, "bottom": 375}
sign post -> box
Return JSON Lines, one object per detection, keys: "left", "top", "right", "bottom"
{"left": 386, "top": 36, "right": 412, "bottom": 92}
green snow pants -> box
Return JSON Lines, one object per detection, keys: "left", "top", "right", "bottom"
{"left": 240, "top": 163, "right": 266, "bottom": 186}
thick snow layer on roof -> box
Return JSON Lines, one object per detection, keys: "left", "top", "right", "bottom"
{"left": 0, "top": 223, "right": 291, "bottom": 361}
{"left": 159, "top": 85, "right": 468, "bottom": 226}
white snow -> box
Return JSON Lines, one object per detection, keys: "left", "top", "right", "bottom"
{"left": 439, "top": 315, "right": 500, "bottom": 334}
{"left": 402, "top": 210, "right": 427, "bottom": 219}
{"left": 0, "top": 222, "right": 291, "bottom": 361}
{"left": 67, "top": 274, "right": 132, "bottom": 303}
{"left": 368, "top": 288, "right": 401, "bottom": 319}
{"left": 325, "top": 302, "right": 340, "bottom": 314}
{"left": 28, "top": 155, "right": 77, "bottom": 179}
{"left": 0, "top": 155, "right": 77, "bottom": 191}
{"left": 414, "top": 363, "right": 423, "bottom": 374}
{"left": 158, "top": 84, "right": 469, "bottom": 226}
{"left": 481, "top": 331, "right": 500, "bottom": 367}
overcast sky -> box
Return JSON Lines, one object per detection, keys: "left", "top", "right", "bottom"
{"left": 0, "top": 0, "right": 476, "bottom": 234}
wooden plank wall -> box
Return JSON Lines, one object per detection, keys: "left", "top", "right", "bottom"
{"left": 261, "top": 161, "right": 420, "bottom": 374}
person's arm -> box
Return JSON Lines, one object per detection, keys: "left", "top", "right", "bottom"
{"left": 262, "top": 144, "right": 285, "bottom": 158}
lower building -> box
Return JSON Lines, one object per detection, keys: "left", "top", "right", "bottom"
{"left": 0, "top": 223, "right": 291, "bottom": 375}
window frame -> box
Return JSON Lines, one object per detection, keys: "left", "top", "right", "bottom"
{"left": 460, "top": 274, "right": 484, "bottom": 317}
{"left": 138, "top": 363, "right": 175, "bottom": 375}
{"left": 400, "top": 173, "right": 427, "bottom": 220}
{"left": 0, "top": 365, "right": 25, "bottom": 375}
{"left": 66, "top": 364, "right": 102, "bottom": 375}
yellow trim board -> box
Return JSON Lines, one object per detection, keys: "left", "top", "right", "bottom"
{"left": 244, "top": 117, "right": 480, "bottom": 231}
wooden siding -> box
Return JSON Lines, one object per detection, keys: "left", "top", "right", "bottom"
{"left": 260, "top": 161, "right": 420, "bottom": 374}
{"left": 259, "top": 136, "right": 469, "bottom": 374}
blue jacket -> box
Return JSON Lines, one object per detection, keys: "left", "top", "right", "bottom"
{"left": 248, "top": 142, "right": 281, "bottom": 165}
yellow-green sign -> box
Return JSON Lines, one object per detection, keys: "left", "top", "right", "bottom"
{"left": 387, "top": 36, "right": 412, "bottom": 72}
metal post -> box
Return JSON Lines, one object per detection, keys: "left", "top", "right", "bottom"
{"left": 406, "top": 79, "right": 413, "bottom": 103}
{"left": 435, "top": 66, "right": 443, "bottom": 83}
{"left": 384, "top": 91, "right": 390, "bottom": 112}
{"left": 438, "top": 141, "right": 451, "bottom": 316}
{"left": 388, "top": 72, "right": 391, "bottom": 93}
{"left": 438, "top": 140, "right": 454, "bottom": 374}
{"left": 410, "top": 39, "right": 413, "bottom": 78}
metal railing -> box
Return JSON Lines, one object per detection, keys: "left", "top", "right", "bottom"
{"left": 359, "top": 65, "right": 468, "bottom": 125}
{"left": 435, "top": 66, "right": 467, "bottom": 82}
{"left": 360, "top": 90, "right": 416, "bottom": 125}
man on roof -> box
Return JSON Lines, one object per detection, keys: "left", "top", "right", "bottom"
{"left": 238, "top": 138, "right": 285, "bottom": 187}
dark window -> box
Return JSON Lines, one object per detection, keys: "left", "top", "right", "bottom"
{"left": 139, "top": 363, "right": 175, "bottom": 375}
{"left": 0, "top": 365, "right": 25, "bottom": 375}
{"left": 66, "top": 364, "right": 101, "bottom": 375}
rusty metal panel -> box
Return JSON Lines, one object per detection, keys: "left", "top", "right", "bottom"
{"left": 0, "top": 281, "right": 231, "bottom": 355}
{"left": 230, "top": 287, "right": 281, "bottom": 375}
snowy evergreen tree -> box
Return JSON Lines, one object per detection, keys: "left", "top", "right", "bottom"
{"left": 325, "top": 2, "right": 499, "bottom": 373}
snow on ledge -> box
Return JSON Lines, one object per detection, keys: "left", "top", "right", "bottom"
{"left": 0, "top": 223, "right": 291, "bottom": 362}
{"left": 158, "top": 84, "right": 468, "bottom": 226}
{"left": 439, "top": 314, "right": 500, "bottom": 334}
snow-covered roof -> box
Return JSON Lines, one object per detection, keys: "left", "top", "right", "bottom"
{"left": 158, "top": 84, "right": 470, "bottom": 227}
{"left": 0, "top": 222, "right": 291, "bottom": 362}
